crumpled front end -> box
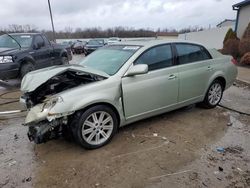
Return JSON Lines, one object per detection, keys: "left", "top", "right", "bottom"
{"left": 27, "top": 119, "right": 65, "bottom": 144}
{"left": 23, "top": 97, "right": 74, "bottom": 144}
{"left": 20, "top": 67, "right": 108, "bottom": 144}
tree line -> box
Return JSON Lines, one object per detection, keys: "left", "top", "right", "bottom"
{"left": 0, "top": 24, "right": 205, "bottom": 40}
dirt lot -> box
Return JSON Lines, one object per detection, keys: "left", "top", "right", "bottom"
{"left": 0, "top": 57, "right": 250, "bottom": 188}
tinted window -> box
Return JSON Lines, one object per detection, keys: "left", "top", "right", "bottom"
{"left": 34, "top": 35, "right": 45, "bottom": 47}
{"left": 134, "top": 44, "right": 173, "bottom": 71}
{"left": 176, "top": 44, "right": 210, "bottom": 64}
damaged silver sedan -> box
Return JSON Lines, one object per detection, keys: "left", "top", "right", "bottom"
{"left": 20, "top": 40, "right": 237, "bottom": 149}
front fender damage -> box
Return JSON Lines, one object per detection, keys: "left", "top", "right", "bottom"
{"left": 25, "top": 104, "right": 74, "bottom": 144}
{"left": 21, "top": 68, "right": 107, "bottom": 144}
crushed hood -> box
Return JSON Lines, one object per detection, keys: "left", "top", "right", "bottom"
{"left": 21, "top": 64, "right": 109, "bottom": 92}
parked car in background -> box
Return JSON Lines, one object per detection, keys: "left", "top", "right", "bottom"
{"left": 0, "top": 33, "right": 72, "bottom": 80}
{"left": 84, "top": 39, "right": 106, "bottom": 55}
{"left": 72, "top": 41, "right": 87, "bottom": 54}
{"left": 61, "top": 40, "right": 76, "bottom": 52}
{"left": 107, "top": 37, "right": 121, "bottom": 44}
{"left": 20, "top": 40, "right": 237, "bottom": 149}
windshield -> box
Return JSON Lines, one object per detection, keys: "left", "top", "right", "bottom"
{"left": 80, "top": 45, "right": 140, "bottom": 75}
{"left": 88, "top": 40, "right": 103, "bottom": 45}
{"left": 0, "top": 34, "right": 33, "bottom": 48}
{"left": 74, "top": 42, "right": 83, "bottom": 47}
{"left": 109, "top": 38, "right": 119, "bottom": 41}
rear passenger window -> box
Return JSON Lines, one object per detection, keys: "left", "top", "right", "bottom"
{"left": 134, "top": 44, "right": 173, "bottom": 71}
{"left": 175, "top": 44, "right": 211, "bottom": 64}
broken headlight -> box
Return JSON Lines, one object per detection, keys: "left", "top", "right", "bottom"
{"left": 42, "top": 96, "right": 63, "bottom": 112}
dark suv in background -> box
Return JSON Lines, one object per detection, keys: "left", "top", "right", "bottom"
{"left": 0, "top": 33, "right": 72, "bottom": 80}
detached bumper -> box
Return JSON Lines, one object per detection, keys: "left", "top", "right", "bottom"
{"left": 0, "top": 63, "right": 19, "bottom": 80}
{"left": 25, "top": 103, "right": 49, "bottom": 124}
{"left": 27, "top": 119, "right": 63, "bottom": 144}
{"left": 23, "top": 102, "right": 74, "bottom": 144}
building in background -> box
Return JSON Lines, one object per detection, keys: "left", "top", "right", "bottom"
{"left": 178, "top": 26, "right": 231, "bottom": 49}
{"left": 217, "top": 19, "right": 236, "bottom": 28}
{"left": 233, "top": 0, "right": 250, "bottom": 38}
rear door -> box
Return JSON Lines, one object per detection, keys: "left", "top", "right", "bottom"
{"left": 122, "top": 44, "right": 179, "bottom": 119}
{"left": 32, "top": 35, "right": 52, "bottom": 69}
{"left": 174, "top": 43, "right": 212, "bottom": 103}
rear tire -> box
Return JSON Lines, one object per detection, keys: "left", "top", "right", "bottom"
{"left": 200, "top": 80, "right": 223, "bottom": 109}
{"left": 20, "top": 62, "right": 35, "bottom": 78}
{"left": 71, "top": 105, "right": 118, "bottom": 149}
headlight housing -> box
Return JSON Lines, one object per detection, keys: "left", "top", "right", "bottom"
{"left": 0, "top": 56, "right": 13, "bottom": 63}
{"left": 42, "top": 96, "right": 63, "bottom": 112}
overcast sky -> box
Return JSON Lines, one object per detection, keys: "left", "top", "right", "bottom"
{"left": 0, "top": 0, "right": 240, "bottom": 31}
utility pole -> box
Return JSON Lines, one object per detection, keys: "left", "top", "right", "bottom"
{"left": 48, "top": 0, "right": 56, "bottom": 42}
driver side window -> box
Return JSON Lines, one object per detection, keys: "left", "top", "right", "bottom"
{"left": 134, "top": 44, "right": 173, "bottom": 71}
{"left": 34, "top": 35, "right": 45, "bottom": 48}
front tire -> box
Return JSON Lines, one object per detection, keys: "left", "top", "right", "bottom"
{"left": 72, "top": 105, "right": 118, "bottom": 149}
{"left": 200, "top": 80, "right": 223, "bottom": 109}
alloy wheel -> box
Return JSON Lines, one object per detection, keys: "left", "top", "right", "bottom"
{"left": 208, "top": 83, "right": 222, "bottom": 105}
{"left": 81, "top": 111, "right": 114, "bottom": 145}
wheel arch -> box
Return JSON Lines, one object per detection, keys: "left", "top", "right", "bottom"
{"left": 214, "top": 76, "right": 226, "bottom": 90}
{"left": 60, "top": 49, "right": 68, "bottom": 58}
{"left": 19, "top": 56, "right": 36, "bottom": 66}
{"left": 18, "top": 56, "right": 36, "bottom": 77}
{"left": 74, "top": 102, "right": 121, "bottom": 127}
{"left": 202, "top": 73, "right": 227, "bottom": 101}
{"left": 206, "top": 72, "right": 226, "bottom": 92}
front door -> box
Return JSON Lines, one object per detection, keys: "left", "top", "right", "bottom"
{"left": 122, "top": 44, "right": 179, "bottom": 119}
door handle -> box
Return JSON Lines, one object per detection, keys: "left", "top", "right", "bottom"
{"left": 168, "top": 74, "right": 177, "bottom": 80}
{"left": 207, "top": 66, "right": 213, "bottom": 71}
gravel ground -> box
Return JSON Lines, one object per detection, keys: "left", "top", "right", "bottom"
{"left": 0, "top": 59, "right": 249, "bottom": 188}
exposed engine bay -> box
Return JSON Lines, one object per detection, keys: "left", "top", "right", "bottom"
{"left": 22, "top": 70, "right": 106, "bottom": 108}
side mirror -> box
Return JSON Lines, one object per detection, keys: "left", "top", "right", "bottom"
{"left": 126, "top": 64, "right": 148, "bottom": 77}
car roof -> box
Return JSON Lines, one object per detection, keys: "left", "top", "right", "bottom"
{"left": 114, "top": 39, "right": 205, "bottom": 48}
{"left": 9, "top": 33, "right": 40, "bottom": 36}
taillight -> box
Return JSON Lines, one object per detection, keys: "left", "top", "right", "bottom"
{"left": 231, "top": 58, "right": 237, "bottom": 65}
